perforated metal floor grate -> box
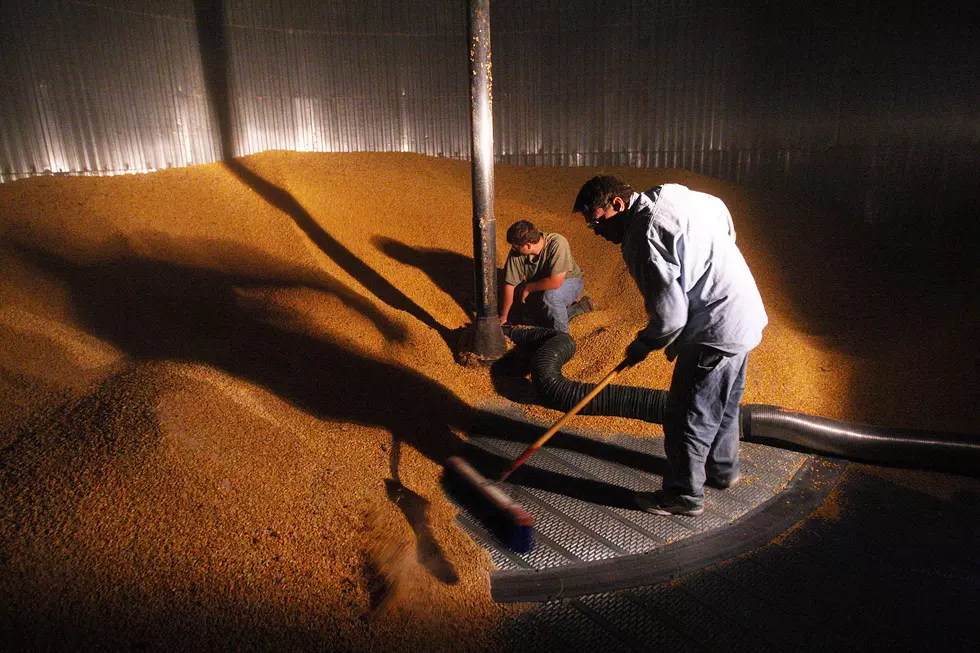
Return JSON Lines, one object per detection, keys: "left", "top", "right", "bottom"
{"left": 446, "top": 410, "right": 844, "bottom": 602}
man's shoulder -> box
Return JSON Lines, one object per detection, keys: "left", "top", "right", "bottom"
{"left": 543, "top": 232, "right": 570, "bottom": 246}
{"left": 631, "top": 189, "right": 684, "bottom": 239}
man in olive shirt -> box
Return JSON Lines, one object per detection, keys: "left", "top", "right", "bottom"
{"left": 499, "top": 220, "right": 591, "bottom": 333}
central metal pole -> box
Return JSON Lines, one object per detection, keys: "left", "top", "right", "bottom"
{"left": 465, "top": 0, "right": 506, "bottom": 360}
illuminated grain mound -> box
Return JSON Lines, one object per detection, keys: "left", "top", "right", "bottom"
{"left": 0, "top": 151, "right": 975, "bottom": 651}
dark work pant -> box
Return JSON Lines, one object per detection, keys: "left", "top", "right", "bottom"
{"left": 662, "top": 345, "right": 748, "bottom": 507}
{"left": 522, "top": 276, "right": 584, "bottom": 333}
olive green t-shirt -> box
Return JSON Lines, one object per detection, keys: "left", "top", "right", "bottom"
{"left": 503, "top": 232, "right": 584, "bottom": 287}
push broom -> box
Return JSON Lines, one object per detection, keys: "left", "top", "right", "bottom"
{"left": 445, "top": 357, "right": 631, "bottom": 553}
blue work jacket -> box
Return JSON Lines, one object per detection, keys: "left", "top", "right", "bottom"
{"left": 621, "top": 184, "right": 768, "bottom": 356}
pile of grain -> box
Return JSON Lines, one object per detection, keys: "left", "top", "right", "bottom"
{"left": 1, "top": 152, "right": 975, "bottom": 651}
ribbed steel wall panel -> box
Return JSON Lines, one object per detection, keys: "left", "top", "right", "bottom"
{"left": 1, "top": 1, "right": 977, "bottom": 223}
{"left": 0, "top": 0, "right": 217, "bottom": 177}
{"left": 221, "top": 0, "right": 469, "bottom": 158}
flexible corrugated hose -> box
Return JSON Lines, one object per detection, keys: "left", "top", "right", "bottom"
{"left": 507, "top": 326, "right": 980, "bottom": 475}
{"left": 507, "top": 326, "right": 667, "bottom": 423}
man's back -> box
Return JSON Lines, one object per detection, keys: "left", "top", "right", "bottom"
{"left": 623, "top": 184, "right": 767, "bottom": 353}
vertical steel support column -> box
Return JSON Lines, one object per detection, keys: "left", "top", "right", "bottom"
{"left": 465, "top": 0, "right": 506, "bottom": 360}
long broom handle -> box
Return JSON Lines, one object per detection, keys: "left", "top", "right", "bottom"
{"left": 498, "top": 358, "right": 630, "bottom": 482}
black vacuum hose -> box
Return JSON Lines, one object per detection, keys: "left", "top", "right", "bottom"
{"left": 507, "top": 326, "right": 668, "bottom": 424}
{"left": 741, "top": 404, "right": 980, "bottom": 475}
{"left": 507, "top": 327, "right": 980, "bottom": 475}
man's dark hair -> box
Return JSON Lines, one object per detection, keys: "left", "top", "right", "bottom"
{"left": 506, "top": 220, "right": 542, "bottom": 247}
{"left": 573, "top": 175, "right": 634, "bottom": 214}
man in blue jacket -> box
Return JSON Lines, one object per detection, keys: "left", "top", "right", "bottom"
{"left": 574, "top": 176, "right": 768, "bottom": 516}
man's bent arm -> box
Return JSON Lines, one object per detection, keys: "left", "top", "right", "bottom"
{"left": 638, "top": 281, "right": 687, "bottom": 349}
{"left": 524, "top": 272, "right": 567, "bottom": 294}
{"left": 499, "top": 283, "right": 516, "bottom": 324}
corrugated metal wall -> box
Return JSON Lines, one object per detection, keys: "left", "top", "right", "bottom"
{"left": 0, "top": 0, "right": 216, "bottom": 176}
{"left": 1, "top": 0, "right": 977, "bottom": 223}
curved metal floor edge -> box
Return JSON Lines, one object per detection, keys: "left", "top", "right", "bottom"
{"left": 490, "top": 457, "right": 846, "bottom": 603}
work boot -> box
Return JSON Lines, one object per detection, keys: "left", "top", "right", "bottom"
{"left": 635, "top": 490, "right": 704, "bottom": 516}
{"left": 706, "top": 473, "right": 741, "bottom": 490}
{"left": 567, "top": 296, "right": 594, "bottom": 321}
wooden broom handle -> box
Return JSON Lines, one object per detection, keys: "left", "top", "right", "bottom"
{"left": 499, "top": 359, "right": 629, "bottom": 481}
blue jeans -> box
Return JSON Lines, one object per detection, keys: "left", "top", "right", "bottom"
{"left": 526, "top": 276, "right": 584, "bottom": 333}
{"left": 662, "top": 345, "right": 748, "bottom": 508}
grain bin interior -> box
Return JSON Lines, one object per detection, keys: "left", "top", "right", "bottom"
{"left": 1, "top": 2, "right": 977, "bottom": 652}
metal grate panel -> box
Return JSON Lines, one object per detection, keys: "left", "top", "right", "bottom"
{"left": 449, "top": 413, "right": 824, "bottom": 583}
{"left": 577, "top": 593, "right": 705, "bottom": 652}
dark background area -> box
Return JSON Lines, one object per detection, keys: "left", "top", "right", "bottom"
{"left": 1, "top": 0, "right": 977, "bottom": 234}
